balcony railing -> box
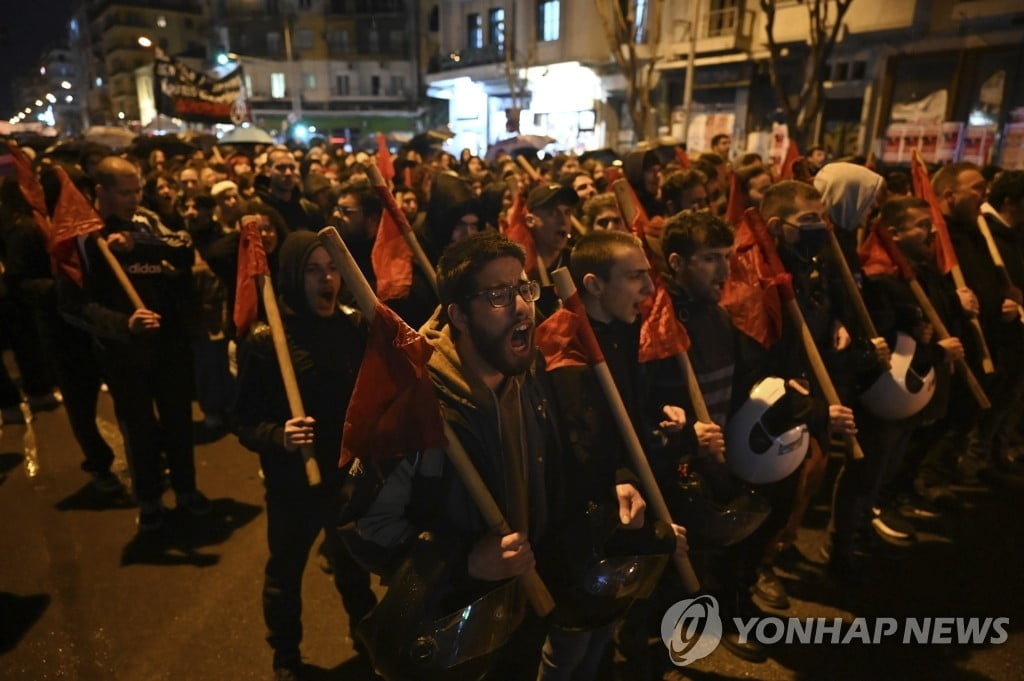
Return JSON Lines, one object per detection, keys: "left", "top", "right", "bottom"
{"left": 431, "top": 44, "right": 505, "bottom": 73}
{"left": 327, "top": 0, "right": 405, "bottom": 15}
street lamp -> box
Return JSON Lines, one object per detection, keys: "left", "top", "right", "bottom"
{"left": 60, "top": 80, "right": 72, "bottom": 90}
{"left": 138, "top": 36, "right": 153, "bottom": 48}
{"left": 35, "top": 99, "right": 43, "bottom": 107}
{"left": 45, "top": 93, "right": 57, "bottom": 104}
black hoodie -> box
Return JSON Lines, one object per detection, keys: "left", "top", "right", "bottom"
{"left": 234, "top": 231, "right": 365, "bottom": 477}
{"left": 623, "top": 150, "right": 665, "bottom": 218}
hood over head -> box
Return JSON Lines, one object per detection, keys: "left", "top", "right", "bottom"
{"left": 813, "top": 162, "right": 885, "bottom": 231}
{"left": 423, "top": 173, "right": 481, "bottom": 262}
{"left": 276, "top": 230, "right": 323, "bottom": 315}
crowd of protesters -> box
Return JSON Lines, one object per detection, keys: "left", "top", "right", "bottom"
{"left": 1, "top": 127, "right": 1023, "bottom": 681}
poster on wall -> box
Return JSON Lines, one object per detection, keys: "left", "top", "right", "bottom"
{"left": 919, "top": 124, "right": 940, "bottom": 162}
{"left": 686, "top": 113, "right": 735, "bottom": 157}
{"left": 961, "top": 124, "right": 998, "bottom": 165}
{"left": 882, "top": 123, "right": 906, "bottom": 163}
{"left": 936, "top": 122, "right": 964, "bottom": 163}
{"left": 999, "top": 123, "right": 1024, "bottom": 171}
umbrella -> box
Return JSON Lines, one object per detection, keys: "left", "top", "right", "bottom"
{"left": 43, "top": 139, "right": 90, "bottom": 162}
{"left": 579, "top": 148, "right": 620, "bottom": 166}
{"left": 131, "top": 134, "right": 197, "bottom": 159}
{"left": 141, "top": 114, "right": 186, "bottom": 135}
{"left": 85, "top": 125, "right": 136, "bottom": 150}
{"left": 485, "top": 135, "right": 555, "bottom": 162}
{"left": 220, "top": 126, "right": 275, "bottom": 145}
{"left": 406, "top": 129, "right": 454, "bottom": 156}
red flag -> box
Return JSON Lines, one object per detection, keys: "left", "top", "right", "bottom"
{"left": 234, "top": 215, "right": 270, "bottom": 338}
{"left": 376, "top": 133, "right": 395, "bottom": 184}
{"left": 779, "top": 139, "right": 801, "bottom": 181}
{"left": 49, "top": 166, "right": 104, "bottom": 286}
{"left": 910, "top": 151, "right": 957, "bottom": 275}
{"left": 857, "top": 227, "right": 899, "bottom": 278}
{"left": 340, "top": 301, "right": 447, "bottom": 467}
{"left": 674, "top": 147, "right": 691, "bottom": 169}
{"left": 536, "top": 307, "right": 597, "bottom": 370}
{"left": 505, "top": 190, "right": 539, "bottom": 277}
{"left": 725, "top": 168, "right": 745, "bottom": 228}
{"left": 639, "top": 285, "right": 691, "bottom": 362}
{"left": 603, "top": 166, "right": 622, "bottom": 186}
{"left": 402, "top": 166, "right": 413, "bottom": 189}
{"left": 721, "top": 209, "right": 792, "bottom": 347}
{"left": 868, "top": 220, "right": 917, "bottom": 281}
{"left": 6, "top": 142, "right": 50, "bottom": 237}
{"left": 370, "top": 184, "right": 414, "bottom": 300}
{"left": 536, "top": 293, "right": 606, "bottom": 371}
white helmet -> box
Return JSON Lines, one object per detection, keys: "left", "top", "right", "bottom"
{"left": 726, "top": 377, "right": 810, "bottom": 484}
{"left": 860, "top": 332, "right": 936, "bottom": 421}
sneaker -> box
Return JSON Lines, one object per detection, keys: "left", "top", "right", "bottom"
{"left": 871, "top": 507, "right": 916, "bottom": 545}
{"left": 751, "top": 566, "right": 790, "bottom": 610}
{"left": 91, "top": 471, "right": 125, "bottom": 494}
{"left": 27, "top": 391, "right": 62, "bottom": 412}
{"left": 1, "top": 405, "right": 26, "bottom": 425}
{"left": 137, "top": 502, "right": 166, "bottom": 532}
{"left": 177, "top": 490, "right": 212, "bottom": 516}
{"left": 898, "top": 495, "right": 942, "bottom": 520}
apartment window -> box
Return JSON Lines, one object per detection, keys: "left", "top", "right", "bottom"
{"left": 267, "top": 32, "right": 281, "bottom": 53}
{"left": 489, "top": 8, "right": 505, "bottom": 50}
{"left": 271, "top": 72, "right": 286, "bottom": 98}
{"left": 538, "top": 0, "right": 559, "bottom": 42}
{"left": 296, "top": 28, "right": 314, "bottom": 50}
{"left": 634, "top": 0, "right": 648, "bottom": 43}
{"left": 304, "top": 73, "right": 317, "bottom": 89}
{"left": 368, "top": 27, "right": 380, "bottom": 52}
{"left": 467, "top": 13, "right": 483, "bottom": 49}
{"left": 329, "top": 29, "right": 351, "bottom": 52}
{"left": 391, "top": 75, "right": 405, "bottom": 94}
{"left": 371, "top": 75, "right": 381, "bottom": 95}
{"left": 336, "top": 74, "right": 350, "bottom": 95}
{"left": 244, "top": 74, "right": 253, "bottom": 96}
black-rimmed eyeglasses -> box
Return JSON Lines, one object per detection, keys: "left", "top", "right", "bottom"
{"left": 467, "top": 281, "right": 542, "bottom": 308}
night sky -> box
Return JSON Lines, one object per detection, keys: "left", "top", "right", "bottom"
{"left": 0, "top": 0, "right": 74, "bottom": 116}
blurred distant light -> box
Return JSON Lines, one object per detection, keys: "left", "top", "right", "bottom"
{"left": 118, "top": 111, "right": 126, "bottom": 120}
{"left": 156, "top": 15, "right": 167, "bottom": 28}
{"left": 45, "top": 93, "right": 57, "bottom": 103}
{"left": 60, "top": 80, "right": 72, "bottom": 90}
{"left": 138, "top": 36, "right": 153, "bottom": 48}
{"left": 35, "top": 99, "right": 43, "bottom": 107}
{"left": 65, "top": 95, "right": 74, "bottom": 103}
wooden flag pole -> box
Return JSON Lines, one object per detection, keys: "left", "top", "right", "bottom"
{"left": 826, "top": 227, "right": 890, "bottom": 370}
{"left": 94, "top": 237, "right": 146, "bottom": 311}
{"left": 976, "top": 214, "right": 1024, "bottom": 322}
{"left": 552, "top": 268, "right": 701, "bottom": 593}
{"left": 318, "top": 226, "right": 555, "bottom": 616}
{"left": 258, "top": 272, "right": 322, "bottom": 487}
{"left": 678, "top": 352, "right": 712, "bottom": 424}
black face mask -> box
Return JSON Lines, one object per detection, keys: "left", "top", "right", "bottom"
{"left": 789, "top": 224, "right": 828, "bottom": 261}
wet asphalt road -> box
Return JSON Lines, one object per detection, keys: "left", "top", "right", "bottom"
{"left": 1, "top": 388, "right": 1022, "bottom": 681}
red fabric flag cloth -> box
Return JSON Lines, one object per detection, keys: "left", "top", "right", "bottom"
{"left": 639, "top": 284, "right": 691, "bottom": 362}
{"left": 7, "top": 142, "right": 50, "bottom": 237}
{"left": 721, "top": 210, "right": 792, "bottom": 348}
{"left": 340, "top": 301, "right": 447, "bottom": 468}
{"left": 536, "top": 307, "right": 593, "bottom": 370}
{"left": 779, "top": 140, "right": 802, "bottom": 181}
{"left": 370, "top": 184, "right": 414, "bottom": 300}
{"left": 857, "top": 226, "right": 899, "bottom": 278}
{"left": 376, "top": 133, "right": 395, "bottom": 184}
{"left": 674, "top": 147, "right": 691, "bottom": 169}
{"left": 536, "top": 294, "right": 606, "bottom": 369}
{"left": 725, "top": 168, "right": 746, "bottom": 228}
{"left": 234, "top": 215, "right": 270, "bottom": 338}
{"left": 49, "top": 166, "right": 104, "bottom": 286}
{"left": 505, "top": 190, "right": 539, "bottom": 277}
{"left": 603, "top": 166, "right": 622, "bottom": 186}
{"left": 910, "top": 152, "right": 958, "bottom": 275}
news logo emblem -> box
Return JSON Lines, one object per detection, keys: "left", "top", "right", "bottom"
{"left": 660, "top": 595, "right": 722, "bottom": 666}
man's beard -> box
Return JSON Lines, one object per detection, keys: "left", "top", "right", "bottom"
{"left": 467, "top": 316, "right": 533, "bottom": 378}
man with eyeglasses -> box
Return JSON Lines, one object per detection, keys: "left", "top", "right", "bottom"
{"left": 356, "top": 232, "right": 572, "bottom": 679}
{"left": 257, "top": 147, "right": 322, "bottom": 232}
{"left": 332, "top": 179, "right": 382, "bottom": 292}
